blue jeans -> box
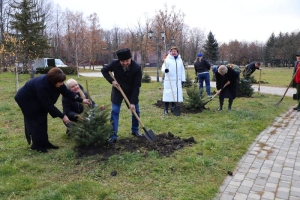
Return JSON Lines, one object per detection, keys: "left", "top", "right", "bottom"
{"left": 198, "top": 72, "right": 211, "bottom": 96}
{"left": 110, "top": 103, "right": 140, "bottom": 139}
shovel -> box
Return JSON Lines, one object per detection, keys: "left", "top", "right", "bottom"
{"left": 258, "top": 68, "right": 262, "bottom": 93}
{"left": 204, "top": 82, "right": 229, "bottom": 106}
{"left": 109, "top": 72, "right": 157, "bottom": 143}
{"left": 166, "top": 72, "right": 181, "bottom": 116}
{"left": 275, "top": 67, "right": 299, "bottom": 106}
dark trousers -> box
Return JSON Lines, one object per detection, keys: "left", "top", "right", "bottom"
{"left": 164, "top": 102, "right": 175, "bottom": 110}
{"left": 23, "top": 111, "right": 49, "bottom": 148}
{"left": 296, "top": 84, "right": 300, "bottom": 107}
{"left": 219, "top": 98, "right": 233, "bottom": 108}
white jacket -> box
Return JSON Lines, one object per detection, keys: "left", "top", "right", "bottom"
{"left": 161, "top": 54, "right": 186, "bottom": 102}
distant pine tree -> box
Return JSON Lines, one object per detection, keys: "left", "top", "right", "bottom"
{"left": 9, "top": 0, "right": 50, "bottom": 69}
{"left": 203, "top": 31, "right": 219, "bottom": 64}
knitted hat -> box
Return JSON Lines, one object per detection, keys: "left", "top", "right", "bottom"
{"left": 116, "top": 48, "right": 132, "bottom": 60}
{"left": 296, "top": 52, "right": 300, "bottom": 56}
{"left": 197, "top": 53, "right": 203, "bottom": 57}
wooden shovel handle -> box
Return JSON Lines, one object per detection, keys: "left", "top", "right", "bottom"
{"left": 215, "top": 82, "right": 229, "bottom": 97}
{"left": 108, "top": 71, "right": 145, "bottom": 127}
{"left": 85, "top": 80, "right": 92, "bottom": 108}
{"left": 166, "top": 72, "right": 176, "bottom": 102}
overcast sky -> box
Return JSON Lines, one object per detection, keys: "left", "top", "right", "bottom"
{"left": 52, "top": 0, "right": 300, "bottom": 44}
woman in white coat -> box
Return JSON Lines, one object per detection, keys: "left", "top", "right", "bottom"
{"left": 161, "top": 46, "right": 186, "bottom": 114}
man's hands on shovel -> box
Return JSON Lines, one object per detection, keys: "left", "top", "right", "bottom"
{"left": 112, "top": 80, "right": 137, "bottom": 112}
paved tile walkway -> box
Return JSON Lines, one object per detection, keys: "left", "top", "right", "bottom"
{"left": 215, "top": 107, "right": 300, "bottom": 200}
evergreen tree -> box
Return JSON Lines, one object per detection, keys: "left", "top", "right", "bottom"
{"left": 69, "top": 105, "right": 112, "bottom": 147}
{"left": 237, "top": 78, "right": 254, "bottom": 97}
{"left": 184, "top": 85, "right": 206, "bottom": 111}
{"left": 9, "top": 0, "right": 50, "bottom": 69}
{"left": 263, "top": 33, "right": 275, "bottom": 67}
{"left": 182, "top": 72, "right": 193, "bottom": 88}
{"left": 203, "top": 31, "right": 219, "bottom": 63}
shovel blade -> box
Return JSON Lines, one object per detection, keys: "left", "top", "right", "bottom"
{"left": 173, "top": 105, "right": 181, "bottom": 116}
{"left": 143, "top": 127, "right": 157, "bottom": 143}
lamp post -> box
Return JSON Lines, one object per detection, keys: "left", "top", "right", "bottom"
{"left": 148, "top": 30, "right": 165, "bottom": 82}
{"left": 165, "top": 38, "right": 175, "bottom": 52}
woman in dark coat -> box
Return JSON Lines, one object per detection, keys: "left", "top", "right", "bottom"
{"left": 215, "top": 65, "right": 239, "bottom": 111}
{"left": 62, "top": 78, "right": 104, "bottom": 122}
{"left": 14, "top": 68, "right": 91, "bottom": 153}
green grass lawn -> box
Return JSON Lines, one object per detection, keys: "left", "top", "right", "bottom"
{"left": 0, "top": 70, "right": 296, "bottom": 200}
{"left": 143, "top": 66, "right": 295, "bottom": 88}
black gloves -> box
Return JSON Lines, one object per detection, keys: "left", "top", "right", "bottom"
{"left": 165, "top": 69, "right": 169, "bottom": 73}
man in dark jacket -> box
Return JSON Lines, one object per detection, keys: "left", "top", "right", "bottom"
{"left": 101, "top": 48, "right": 143, "bottom": 143}
{"left": 243, "top": 61, "right": 261, "bottom": 79}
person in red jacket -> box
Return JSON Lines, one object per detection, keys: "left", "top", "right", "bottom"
{"left": 293, "top": 52, "right": 300, "bottom": 111}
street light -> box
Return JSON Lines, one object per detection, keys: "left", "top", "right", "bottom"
{"left": 165, "top": 38, "right": 175, "bottom": 53}
{"left": 148, "top": 30, "right": 165, "bottom": 82}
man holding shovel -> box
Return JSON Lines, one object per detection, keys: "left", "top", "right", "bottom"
{"left": 101, "top": 48, "right": 143, "bottom": 143}
{"left": 242, "top": 61, "right": 261, "bottom": 79}
{"left": 293, "top": 52, "right": 300, "bottom": 111}
{"left": 215, "top": 65, "right": 239, "bottom": 111}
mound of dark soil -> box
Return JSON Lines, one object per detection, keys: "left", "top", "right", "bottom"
{"left": 154, "top": 100, "right": 206, "bottom": 114}
{"left": 75, "top": 132, "right": 197, "bottom": 159}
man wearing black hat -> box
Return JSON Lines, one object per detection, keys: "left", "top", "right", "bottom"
{"left": 293, "top": 52, "right": 300, "bottom": 111}
{"left": 101, "top": 48, "right": 143, "bottom": 143}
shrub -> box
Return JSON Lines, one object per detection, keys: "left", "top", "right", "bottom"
{"left": 182, "top": 72, "right": 193, "bottom": 87}
{"left": 69, "top": 106, "right": 112, "bottom": 147}
{"left": 184, "top": 85, "right": 206, "bottom": 111}
{"left": 142, "top": 73, "right": 151, "bottom": 83}
{"left": 238, "top": 78, "right": 254, "bottom": 97}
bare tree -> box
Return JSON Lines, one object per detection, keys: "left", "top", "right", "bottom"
{"left": 186, "top": 27, "right": 205, "bottom": 63}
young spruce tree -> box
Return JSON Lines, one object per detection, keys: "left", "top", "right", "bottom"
{"left": 69, "top": 105, "right": 112, "bottom": 147}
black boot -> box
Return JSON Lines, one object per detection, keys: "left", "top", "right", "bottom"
{"left": 164, "top": 102, "right": 169, "bottom": 114}
{"left": 218, "top": 98, "right": 224, "bottom": 111}
{"left": 170, "top": 102, "right": 175, "bottom": 113}
{"left": 228, "top": 99, "right": 233, "bottom": 110}
{"left": 46, "top": 142, "right": 59, "bottom": 149}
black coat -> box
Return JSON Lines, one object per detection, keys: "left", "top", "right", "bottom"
{"left": 194, "top": 58, "right": 211, "bottom": 74}
{"left": 15, "top": 75, "right": 83, "bottom": 118}
{"left": 101, "top": 60, "right": 142, "bottom": 106}
{"left": 245, "top": 62, "right": 257, "bottom": 76}
{"left": 15, "top": 74, "right": 84, "bottom": 146}
{"left": 215, "top": 67, "right": 239, "bottom": 99}
{"left": 62, "top": 85, "right": 96, "bottom": 122}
